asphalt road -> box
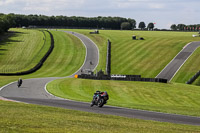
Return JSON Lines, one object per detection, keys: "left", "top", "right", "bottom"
{"left": 64, "top": 31, "right": 99, "bottom": 77}
{"left": 1, "top": 31, "right": 200, "bottom": 126}
{"left": 156, "top": 41, "right": 200, "bottom": 81}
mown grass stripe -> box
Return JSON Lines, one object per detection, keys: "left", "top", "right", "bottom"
{"left": 47, "top": 78, "right": 200, "bottom": 116}
{"left": 112, "top": 42, "right": 147, "bottom": 74}
{"left": 25, "top": 30, "right": 86, "bottom": 78}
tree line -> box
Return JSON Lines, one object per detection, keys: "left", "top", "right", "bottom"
{"left": 0, "top": 14, "right": 15, "bottom": 34}
{"left": 0, "top": 13, "right": 137, "bottom": 31}
{"left": 0, "top": 13, "right": 158, "bottom": 34}
{"left": 171, "top": 24, "right": 200, "bottom": 31}
{"left": 121, "top": 21, "right": 155, "bottom": 30}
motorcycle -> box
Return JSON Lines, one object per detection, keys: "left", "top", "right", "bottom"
{"left": 17, "top": 78, "right": 22, "bottom": 88}
{"left": 91, "top": 91, "right": 109, "bottom": 107}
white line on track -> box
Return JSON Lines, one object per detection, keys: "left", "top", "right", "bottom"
{"left": 155, "top": 42, "right": 192, "bottom": 81}
{"left": 169, "top": 44, "right": 200, "bottom": 82}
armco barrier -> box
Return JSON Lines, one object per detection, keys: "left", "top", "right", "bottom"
{"left": 78, "top": 74, "right": 168, "bottom": 83}
{"left": 186, "top": 70, "right": 200, "bottom": 84}
{"left": 0, "top": 30, "right": 54, "bottom": 76}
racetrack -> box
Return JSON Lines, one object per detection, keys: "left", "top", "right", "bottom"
{"left": 0, "top": 31, "right": 200, "bottom": 126}
{"left": 156, "top": 41, "right": 200, "bottom": 81}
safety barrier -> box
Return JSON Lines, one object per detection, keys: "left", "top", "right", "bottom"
{"left": 77, "top": 74, "right": 167, "bottom": 83}
{"left": 186, "top": 70, "right": 200, "bottom": 84}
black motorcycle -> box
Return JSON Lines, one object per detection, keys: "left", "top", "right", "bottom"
{"left": 17, "top": 78, "right": 22, "bottom": 88}
{"left": 91, "top": 91, "right": 109, "bottom": 107}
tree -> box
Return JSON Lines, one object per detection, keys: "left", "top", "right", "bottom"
{"left": 0, "top": 14, "right": 15, "bottom": 33}
{"left": 147, "top": 22, "right": 154, "bottom": 30}
{"left": 128, "top": 18, "right": 136, "bottom": 29}
{"left": 177, "top": 24, "right": 186, "bottom": 31}
{"left": 121, "top": 22, "right": 131, "bottom": 30}
{"left": 170, "top": 24, "right": 177, "bottom": 30}
{"left": 138, "top": 22, "right": 146, "bottom": 30}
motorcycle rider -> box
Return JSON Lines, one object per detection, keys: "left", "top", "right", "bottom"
{"left": 91, "top": 90, "right": 109, "bottom": 107}
{"left": 17, "top": 78, "right": 22, "bottom": 88}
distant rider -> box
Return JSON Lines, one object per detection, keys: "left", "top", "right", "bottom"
{"left": 17, "top": 78, "right": 22, "bottom": 88}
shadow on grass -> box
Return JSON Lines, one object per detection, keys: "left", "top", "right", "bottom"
{"left": 0, "top": 31, "right": 24, "bottom": 46}
{"left": 0, "top": 49, "right": 8, "bottom": 51}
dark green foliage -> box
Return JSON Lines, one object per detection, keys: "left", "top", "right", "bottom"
{"left": 177, "top": 24, "right": 186, "bottom": 31}
{"left": 127, "top": 18, "right": 136, "bottom": 29}
{"left": 0, "top": 14, "right": 15, "bottom": 34}
{"left": 170, "top": 23, "right": 200, "bottom": 31}
{"left": 3, "top": 13, "right": 136, "bottom": 30}
{"left": 147, "top": 23, "right": 154, "bottom": 30}
{"left": 170, "top": 24, "right": 177, "bottom": 30}
{"left": 121, "top": 22, "right": 131, "bottom": 30}
{"left": 0, "top": 13, "right": 137, "bottom": 31}
{"left": 138, "top": 21, "right": 146, "bottom": 30}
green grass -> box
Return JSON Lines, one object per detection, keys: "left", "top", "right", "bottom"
{"left": 0, "top": 29, "right": 86, "bottom": 87}
{"left": 193, "top": 76, "right": 200, "bottom": 86}
{"left": 64, "top": 30, "right": 200, "bottom": 78}
{"left": 1, "top": 29, "right": 200, "bottom": 131}
{"left": 47, "top": 78, "right": 200, "bottom": 116}
{"left": 26, "top": 30, "right": 86, "bottom": 77}
{"left": 1, "top": 100, "right": 200, "bottom": 133}
{"left": 64, "top": 29, "right": 200, "bottom": 84}
{"left": 0, "top": 28, "right": 48, "bottom": 73}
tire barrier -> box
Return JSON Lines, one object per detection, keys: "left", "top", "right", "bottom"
{"left": 0, "top": 30, "right": 54, "bottom": 76}
{"left": 186, "top": 70, "right": 200, "bottom": 84}
{"left": 77, "top": 74, "right": 168, "bottom": 83}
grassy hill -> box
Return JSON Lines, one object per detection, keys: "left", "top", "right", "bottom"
{"left": 1, "top": 29, "right": 200, "bottom": 132}
{"left": 0, "top": 29, "right": 86, "bottom": 87}
{"left": 67, "top": 29, "right": 200, "bottom": 80}
{"left": 27, "top": 30, "right": 86, "bottom": 78}
{"left": 47, "top": 29, "right": 200, "bottom": 117}
{"left": 0, "top": 28, "right": 48, "bottom": 73}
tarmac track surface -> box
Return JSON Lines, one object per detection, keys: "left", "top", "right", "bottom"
{"left": 156, "top": 41, "right": 200, "bottom": 81}
{"left": 0, "top": 31, "right": 200, "bottom": 126}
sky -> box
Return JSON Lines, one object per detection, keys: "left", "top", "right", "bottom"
{"left": 0, "top": 0, "right": 200, "bottom": 29}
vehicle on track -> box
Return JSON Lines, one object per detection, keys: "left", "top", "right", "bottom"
{"left": 91, "top": 91, "right": 109, "bottom": 107}
{"left": 17, "top": 78, "right": 22, "bottom": 88}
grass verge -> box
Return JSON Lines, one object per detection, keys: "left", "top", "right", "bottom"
{"left": 1, "top": 100, "right": 200, "bottom": 133}
{"left": 172, "top": 47, "right": 200, "bottom": 84}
